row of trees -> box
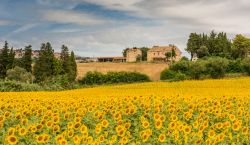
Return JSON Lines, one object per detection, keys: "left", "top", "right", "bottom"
{"left": 33, "top": 43, "right": 77, "bottom": 82}
{"left": 0, "top": 41, "right": 77, "bottom": 83}
{"left": 0, "top": 41, "right": 16, "bottom": 79}
{"left": 161, "top": 57, "right": 250, "bottom": 81}
{"left": 186, "top": 31, "right": 250, "bottom": 60}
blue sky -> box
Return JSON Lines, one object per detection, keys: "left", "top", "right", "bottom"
{"left": 1, "top": 0, "right": 250, "bottom": 57}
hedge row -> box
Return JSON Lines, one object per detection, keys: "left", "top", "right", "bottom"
{"left": 161, "top": 57, "right": 250, "bottom": 81}
{"left": 80, "top": 71, "right": 150, "bottom": 85}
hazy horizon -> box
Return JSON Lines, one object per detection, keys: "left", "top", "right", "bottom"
{"left": 1, "top": 0, "right": 250, "bottom": 57}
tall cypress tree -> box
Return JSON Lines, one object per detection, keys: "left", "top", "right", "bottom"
{"left": 34, "top": 42, "right": 55, "bottom": 82}
{"left": 60, "top": 45, "right": 70, "bottom": 75}
{"left": 0, "top": 41, "right": 15, "bottom": 78}
{"left": 69, "top": 51, "right": 77, "bottom": 82}
{"left": 8, "top": 47, "right": 15, "bottom": 70}
{"left": 22, "top": 45, "right": 32, "bottom": 72}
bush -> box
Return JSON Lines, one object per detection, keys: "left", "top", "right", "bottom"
{"left": 227, "top": 59, "right": 243, "bottom": 73}
{"left": 80, "top": 71, "right": 150, "bottom": 85}
{"left": 189, "top": 60, "right": 206, "bottom": 79}
{"left": 160, "top": 69, "right": 176, "bottom": 80}
{"left": 6, "top": 66, "right": 34, "bottom": 83}
{"left": 242, "top": 58, "right": 250, "bottom": 75}
{"left": 173, "top": 72, "right": 187, "bottom": 81}
{"left": 169, "top": 60, "right": 190, "bottom": 75}
{"left": 80, "top": 71, "right": 106, "bottom": 85}
{"left": 180, "top": 56, "right": 189, "bottom": 61}
{"left": 206, "top": 57, "right": 229, "bottom": 79}
{"left": 0, "top": 80, "right": 42, "bottom": 92}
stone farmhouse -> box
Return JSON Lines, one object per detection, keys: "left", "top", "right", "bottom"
{"left": 126, "top": 47, "right": 142, "bottom": 62}
{"left": 147, "top": 45, "right": 182, "bottom": 62}
{"left": 126, "top": 45, "right": 182, "bottom": 62}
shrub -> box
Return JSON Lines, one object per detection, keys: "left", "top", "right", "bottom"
{"left": 189, "top": 60, "right": 206, "bottom": 79}
{"left": 206, "top": 57, "right": 229, "bottom": 79}
{"left": 0, "top": 80, "right": 42, "bottom": 92}
{"left": 80, "top": 71, "right": 105, "bottom": 85}
{"left": 173, "top": 72, "right": 187, "bottom": 81}
{"left": 169, "top": 60, "right": 190, "bottom": 75}
{"left": 160, "top": 69, "right": 176, "bottom": 80}
{"left": 180, "top": 56, "right": 189, "bottom": 61}
{"left": 227, "top": 59, "right": 243, "bottom": 73}
{"left": 80, "top": 71, "right": 150, "bottom": 85}
{"left": 242, "top": 58, "right": 250, "bottom": 75}
{"left": 6, "top": 66, "right": 34, "bottom": 83}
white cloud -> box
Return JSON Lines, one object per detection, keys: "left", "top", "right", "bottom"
{"left": 41, "top": 9, "right": 109, "bottom": 25}
{"left": 13, "top": 23, "right": 38, "bottom": 33}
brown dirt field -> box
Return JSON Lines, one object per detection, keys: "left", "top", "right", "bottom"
{"left": 77, "top": 62, "right": 168, "bottom": 81}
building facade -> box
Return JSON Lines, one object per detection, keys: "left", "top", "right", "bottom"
{"left": 147, "top": 45, "right": 182, "bottom": 62}
{"left": 126, "top": 48, "right": 142, "bottom": 62}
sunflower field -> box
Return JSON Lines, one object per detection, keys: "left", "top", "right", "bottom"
{"left": 0, "top": 78, "right": 250, "bottom": 145}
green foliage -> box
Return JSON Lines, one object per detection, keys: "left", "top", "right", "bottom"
{"left": 206, "top": 57, "right": 229, "bottom": 79}
{"left": 232, "top": 34, "right": 250, "bottom": 59}
{"left": 226, "top": 59, "right": 243, "bottom": 73}
{"left": 140, "top": 47, "right": 149, "bottom": 61}
{"left": 80, "top": 71, "right": 150, "bottom": 85}
{"left": 52, "top": 58, "right": 63, "bottom": 75}
{"left": 169, "top": 60, "right": 190, "bottom": 75}
{"left": 22, "top": 45, "right": 32, "bottom": 72}
{"left": 0, "top": 80, "right": 42, "bottom": 92}
{"left": 6, "top": 66, "right": 34, "bottom": 83}
{"left": 160, "top": 69, "right": 176, "bottom": 80}
{"left": 0, "top": 41, "right": 15, "bottom": 79}
{"left": 136, "top": 54, "right": 142, "bottom": 62}
{"left": 242, "top": 58, "right": 250, "bottom": 75}
{"left": 165, "top": 52, "right": 172, "bottom": 61}
{"left": 69, "top": 51, "right": 77, "bottom": 81}
{"left": 189, "top": 60, "right": 206, "bottom": 79}
{"left": 80, "top": 71, "right": 106, "bottom": 85}
{"left": 33, "top": 42, "right": 55, "bottom": 82}
{"left": 180, "top": 57, "right": 189, "bottom": 61}
{"left": 173, "top": 72, "right": 187, "bottom": 81}
{"left": 60, "top": 45, "right": 70, "bottom": 75}
{"left": 186, "top": 31, "right": 232, "bottom": 59}
{"left": 122, "top": 48, "right": 129, "bottom": 57}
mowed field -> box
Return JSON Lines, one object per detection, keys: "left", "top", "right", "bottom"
{"left": 77, "top": 62, "right": 168, "bottom": 81}
{"left": 0, "top": 78, "right": 250, "bottom": 144}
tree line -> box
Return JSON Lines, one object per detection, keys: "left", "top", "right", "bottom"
{"left": 0, "top": 41, "right": 77, "bottom": 83}
{"left": 186, "top": 31, "right": 250, "bottom": 60}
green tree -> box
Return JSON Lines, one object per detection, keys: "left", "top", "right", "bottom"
{"left": 186, "top": 33, "right": 201, "bottom": 60}
{"left": 136, "top": 54, "right": 142, "bottom": 62}
{"left": 232, "top": 34, "right": 250, "bottom": 59}
{"left": 68, "top": 51, "right": 77, "bottom": 81}
{"left": 165, "top": 52, "right": 172, "bottom": 62}
{"left": 60, "top": 45, "right": 70, "bottom": 75}
{"left": 122, "top": 48, "right": 130, "bottom": 57}
{"left": 8, "top": 47, "right": 15, "bottom": 69}
{"left": 197, "top": 46, "right": 209, "bottom": 58}
{"left": 6, "top": 66, "right": 33, "bottom": 83}
{"left": 0, "top": 41, "right": 15, "bottom": 78}
{"left": 140, "top": 47, "right": 149, "bottom": 61}
{"left": 34, "top": 42, "right": 55, "bottom": 82}
{"left": 22, "top": 45, "right": 32, "bottom": 72}
{"left": 52, "top": 58, "right": 63, "bottom": 75}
